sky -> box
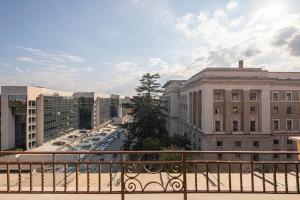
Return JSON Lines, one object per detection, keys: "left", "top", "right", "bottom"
{"left": 1, "top": 0, "right": 300, "bottom": 96}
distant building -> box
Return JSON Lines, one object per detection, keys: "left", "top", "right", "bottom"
{"left": 110, "top": 94, "right": 120, "bottom": 118}
{"left": 73, "top": 92, "right": 97, "bottom": 130}
{"left": 1, "top": 87, "right": 112, "bottom": 150}
{"left": 36, "top": 94, "right": 79, "bottom": 146}
{"left": 120, "top": 96, "right": 131, "bottom": 117}
{"left": 0, "top": 86, "right": 72, "bottom": 150}
{"left": 97, "top": 97, "right": 111, "bottom": 126}
{"left": 163, "top": 60, "right": 299, "bottom": 159}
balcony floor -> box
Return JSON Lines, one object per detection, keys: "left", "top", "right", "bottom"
{"left": 1, "top": 193, "right": 299, "bottom": 200}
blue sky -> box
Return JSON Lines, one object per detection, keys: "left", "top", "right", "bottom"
{"left": 1, "top": 0, "right": 300, "bottom": 96}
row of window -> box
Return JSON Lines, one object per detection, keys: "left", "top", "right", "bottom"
{"left": 28, "top": 100, "right": 36, "bottom": 107}
{"left": 273, "top": 106, "right": 294, "bottom": 114}
{"left": 272, "top": 91, "right": 294, "bottom": 101}
{"left": 216, "top": 139, "right": 293, "bottom": 147}
{"left": 28, "top": 109, "right": 36, "bottom": 115}
{"left": 214, "top": 91, "right": 258, "bottom": 102}
{"left": 214, "top": 91, "right": 297, "bottom": 102}
{"left": 215, "top": 119, "right": 297, "bottom": 132}
{"left": 217, "top": 153, "right": 293, "bottom": 160}
{"left": 215, "top": 120, "right": 256, "bottom": 132}
{"left": 215, "top": 105, "right": 295, "bottom": 116}
{"left": 273, "top": 119, "right": 295, "bottom": 131}
{"left": 215, "top": 106, "right": 257, "bottom": 115}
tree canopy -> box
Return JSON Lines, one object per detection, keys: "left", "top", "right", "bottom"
{"left": 122, "top": 73, "right": 190, "bottom": 150}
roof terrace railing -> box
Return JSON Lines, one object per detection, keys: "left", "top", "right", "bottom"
{"left": 0, "top": 150, "right": 299, "bottom": 200}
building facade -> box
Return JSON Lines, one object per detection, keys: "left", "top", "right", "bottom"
{"left": 0, "top": 86, "right": 72, "bottom": 150}
{"left": 73, "top": 92, "right": 111, "bottom": 130}
{"left": 110, "top": 94, "right": 120, "bottom": 118}
{"left": 36, "top": 94, "right": 79, "bottom": 146}
{"left": 163, "top": 61, "right": 299, "bottom": 159}
{"left": 1, "top": 87, "right": 113, "bottom": 150}
{"left": 97, "top": 97, "right": 111, "bottom": 126}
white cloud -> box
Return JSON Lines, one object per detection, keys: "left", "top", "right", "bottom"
{"left": 17, "top": 56, "right": 38, "bottom": 63}
{"left": 175, "top": 4, "right": 300, "bottom": 73}
{"left": 226, "top": 1, "right": 239, "bottom": 10}
{"left": 15, "top": 67, "right": 24, "bottom": 73}
{"left": 18, "top": 46, "right": 83, "bottom": 63}
{"left": 115, "top": 61, "right": 138, "bottom": 72}
{"left": 229, "top": 17, "right": 243, "bottom": 27}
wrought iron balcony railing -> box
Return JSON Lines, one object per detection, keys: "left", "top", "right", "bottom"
{"left": 0, "top": 150, "right": 299, "bottom": 200}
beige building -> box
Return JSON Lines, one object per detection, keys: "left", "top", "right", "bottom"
{"left": 0, "top": 86, "right": 72, "bottom": 150}
{"left": 1, "top": 87, "right": 112, "bottom": 150}
{"left": 163, "top": 61, "right": 299, "bottom": 159}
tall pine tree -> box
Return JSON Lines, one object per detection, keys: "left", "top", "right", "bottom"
{"left": 122, "top": 73, "right": 170, "bottom": 150}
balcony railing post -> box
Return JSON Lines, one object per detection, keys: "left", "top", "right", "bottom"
{"left": 296, "top": 163, "right": 299, "bottom": 194}
{"left": 6, "top": 163, "right": 10, "bottom": 193}
{"left": 53, "top": 153, "right": 56, "bottom": 193}
{"left": 250, "top": 154, "right": 254, "bottom": 192}
{"left": 121, "top": 154, "right": 125, "bottom": 200}
{"left": 182, "top": 152, "right": 187, "bottom": 200}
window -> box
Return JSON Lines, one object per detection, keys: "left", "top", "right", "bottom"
{"left": 217, "top": 154, "right": 223, "bottom": 160}
{"left": 286, "top": 119, "right": 293, "bottom": 131}
{"left": 217, "top": 141, "right": 223, "bottom": 147}
{"left": 253, "top": 141, "right": 259, "bottom": 147}
{"left": 273, "top": 119, "right": 279, "bottom": 131}
{"left": 273, "top": 139, "right": 279, "bottom": 145}
{"left": 287, "top": 139, "right": 293, "bottom": 145}
{"left": 214, "top": 92, "right": 222, "bottom": 101}
{"left": 29, "top": 100, "right": 36, "bottom": 107}
{"left": 215, "top": 107, "right": 221, "bottom": 114}
{"left": 232, "top": 106, "right": 239, "bottom": 114}
{"left": 250, "top": 106, "right": 256, "bottom": 114}
{"left": 287, "top": 106, "right": 292, "bottom": 114}
{"left": 272, "top": 92, "right": 279, "bottom": 101}
{"left": 232, "top": 92, "right": 239, "bottom": 101}
{"left": 215, "top": 121, "right": 221, "bottom": 131}
{"left": 273, "top": 154, "right": 279, "bottom": 159}
{"left": 233, "top": 121, "right": 238, "bottom": 131}
{"left": 250, "top": 92, "right": 257, "bottom": 101}
{"left": 286, "top": 92, "right": 292, "bottom": 101}
{"left": 287, "top": 154, "right": 292, "bottom": 159}
{"left": 253, "top": 154, "right": 259, "bottom": 161}
{"left": 250, "top": 121, "right": 256, "bottom": 131}
{"left": 235, "top": 141, "right": 241, "bottom": 147}
{"left": 273, "top": 106, "right": 279, "bottom": 114}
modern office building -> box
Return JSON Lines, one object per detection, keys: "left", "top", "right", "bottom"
{"left": 163, "top": 61, "right": 299, "bottom": 159}
{"left": 73, "top": 92, "right": 111, "bottom": 130}
{"left": 36, "top": 94, "right": 79, "bottom": 146}
{"left": 0, "top": 86, "right": 72, "bottom": 150}
{"left": 73, "top": 92, "right": 97, "bottom": 130}
{"left": 1, "top": 87, "right": 113, "bottom": 150}
{"left": 120, "top": 96, "right": 131, "bottom": 117}
{"left": 97, "top": 97, "right": 111, "bottom": 126}
{"left": 110, "top": 94, "right": 120, "bottom": 118}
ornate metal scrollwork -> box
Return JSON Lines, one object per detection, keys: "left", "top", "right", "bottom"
{"left": 123, "top": 162, "right": 184, "bottom": 193}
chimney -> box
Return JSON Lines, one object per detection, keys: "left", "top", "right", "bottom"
{"left": 239, "top": 60, "right": 243, "bottom": 69}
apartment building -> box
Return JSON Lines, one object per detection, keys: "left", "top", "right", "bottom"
{"left": 1, "top": 87, "right": 112, "bottom": 150}
{"left": 163, "top": 61, "right": 299, "bottom": 159}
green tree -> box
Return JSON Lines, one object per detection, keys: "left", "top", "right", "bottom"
{"left": 122, "top": 73, "right": 169, "bottom": 150}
